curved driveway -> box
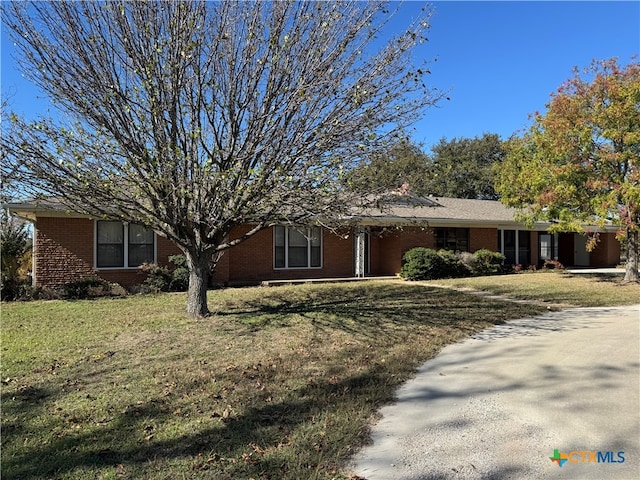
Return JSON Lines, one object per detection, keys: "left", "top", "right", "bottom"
{"left": 351, "top": 305, "right": 640, "bottom": 480}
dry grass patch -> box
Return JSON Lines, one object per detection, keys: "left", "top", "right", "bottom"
{"left": 2, "top": 281, "right": 546, "bottom": 479}
{"left": 427, "top": 271, "right": 640, "bottom": 307}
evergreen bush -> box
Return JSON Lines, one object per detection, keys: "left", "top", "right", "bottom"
{"left": 400, "top": 248, "right": 447, "bottom": 280}
{"left": 140, "top": 255, "right": 189, "bottom": 293}
{"left": 437, "top": 249, "right": 471, "bottom": 278}
{"left": 62, "top": 277, "right": 111, "bottom": 299}
{"left": 472, "top": 249, "right": 505, "bottom": 275}
{"left": 168, "top": 255, "right": 189, "bottom": 291}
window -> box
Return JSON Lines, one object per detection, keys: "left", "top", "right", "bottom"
{"left": 274, "top": 226, "right": 322, "bottom": 269}
{"left": 128, "top": 223, "right": 155, "bottom": 267}
{"left": 499, "top": 229, "right": 532, "bottom": 265}
{"left": 96, "top": 221, "right": 155, "bottom": 268}
{"left": 539, "top": 233, "right": 558, "bottom": 264}
{"left": 518, "top": 230, "right": 531, "bottom": 265}
{"left": 436, "top": 228, "right": 469, "bottom": 252}
{"left": 501, "top": 230, "right": 516, "bottom": 265}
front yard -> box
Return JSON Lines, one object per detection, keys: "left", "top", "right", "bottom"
{"left": 1, "top": 275, "right": 634, "bottom": 479}
{"left": 427, "top": 270, "right": 640, "bottom": 307}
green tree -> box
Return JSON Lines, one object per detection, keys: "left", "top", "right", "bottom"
{"left": 1, "top": 209, "right": 31, "bottom": 300}
{"left": 348, "top": 133, "right": 503, "bottom": 199}
{"left": 347, "top": 140, "right": 430, "bottom": 194}
{"left": 1, "top": 1, "right": 444, "bottom": 317}
{"left": 496, "top": 58, "right": 639, "bottom": 282}
{"left": 426, "top": 134, "right": 504, "bottom": 199}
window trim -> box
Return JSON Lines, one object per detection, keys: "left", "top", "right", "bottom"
{"left": 273, "top": 226, "right": 323, "bottom": 270}
{"left": 94, "top": 220, "right": 157, "bottom": 270}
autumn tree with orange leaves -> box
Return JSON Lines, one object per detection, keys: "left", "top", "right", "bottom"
{"left": 497, "top": 58, "right": 639, "bottom": 282}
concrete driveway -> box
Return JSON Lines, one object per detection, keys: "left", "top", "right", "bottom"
{"left": 350, "top": 305, "right": 640, "bottom": 480}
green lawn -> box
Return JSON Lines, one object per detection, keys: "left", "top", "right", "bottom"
{"left": 2, "top": 281, "right": 549, "bottom": 480}
{"left": 426, "top": 270, "right": 640, "bottom": 307}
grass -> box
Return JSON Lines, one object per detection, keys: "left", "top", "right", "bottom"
{"left": 1, "top": 281, "right": 548, "bottom": 480}
{"left": 426, "top": 270, "right": 640, "bottom": 307}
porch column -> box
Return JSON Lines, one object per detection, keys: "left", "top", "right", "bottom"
{"left": 355, "top": 227, "right": 366, "bottom": 278}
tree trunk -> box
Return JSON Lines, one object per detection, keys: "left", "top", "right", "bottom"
{"left": 623, "top": 228, "right": 639, "bottom": 283}
{"left": 184, "top": 250, "right": 212, "bottom": 318}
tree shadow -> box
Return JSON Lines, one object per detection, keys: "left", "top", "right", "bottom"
{"left": 0, "top": 284, "right": 550, "bottom": 479}
{"left": 2, "top": 366, "right": 398, "bottom": 479}
{"left": 215, "top": 284, "right": 540, "bottom": 340}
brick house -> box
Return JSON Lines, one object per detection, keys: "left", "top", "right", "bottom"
{"left": 7, "top": 194, "right": 622, "bottom": 289}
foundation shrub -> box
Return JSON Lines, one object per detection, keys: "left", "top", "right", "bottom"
{"left": 140, "top": 255, "right": 189, "bottom": 293}
{"left": 62, "top": 277, "right": 111, "bottom": 299}
{"left": 543, "top": 259, "right": 565, "bottom": 270}
{"left": 437, "top": 249, "right": 471, "bottom": 277}
{"left": 472, "top": 249, "right": 505, "bottom": 276}
{"left": 403, "top": 247, "right": 508, "bottom": 280}
{"left": 401, "top": 248, "right": 446, "bottom": 280}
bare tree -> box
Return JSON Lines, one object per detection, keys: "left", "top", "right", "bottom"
{"left": 1, "top": 0, "right": 444, "bottom": 317}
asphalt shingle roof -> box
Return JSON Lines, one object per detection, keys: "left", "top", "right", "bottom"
{"left": 353, "top": 194, "right": 522, "bottom": 226}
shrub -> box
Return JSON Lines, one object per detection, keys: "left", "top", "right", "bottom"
{"left": 1, "top": 278, "right": 29, "bottom": 301}
{"left": 437, "top": 249, "right": 471, "bottom": 278}
{"left": 543, "top": 259, "right": 565, "bottom": 270}
{"left": 472, "top": 249, "right": 505, "bottom": 276}
{"left": 401, "top": 248, "right": 447, "bottom": 281}
{"left": 457, "top": 251, "right": 475, "bottom": 273}
{"left": 402, "top": 247, "right": 508, "bottom": 281}
{"left": 140, "top": 263, "right": 173, "bottom": 293}
{"left": 14, "top": 283, "right": 59, "bottom": 301}
{"left": 168, "top": 254, "right": 189, "bottom": 291}
{"left": 140, "top": 255, "right": 189, "bottom": 293}
{"left": 62, "top": 277, "right": 111, "bottom": 299}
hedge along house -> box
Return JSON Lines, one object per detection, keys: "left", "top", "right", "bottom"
{"left": 7, "top": 193, "right": 622, "bottom": 289}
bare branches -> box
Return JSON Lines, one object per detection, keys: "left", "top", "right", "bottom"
{"left": 2, "top": 0, "right": 444, "bottom": 313}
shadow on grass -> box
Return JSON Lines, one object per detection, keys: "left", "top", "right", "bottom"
{"left": 1, "top": 283, "right": 546, "bottom": 479}
{"left": 216, "top": 284, "right": 537, "bottom": 339}
{"left": 565, "top": 272, "right": 626, "bottom": 284}
{"left": 2, "top": 366, "right": 397, "bottom": 480}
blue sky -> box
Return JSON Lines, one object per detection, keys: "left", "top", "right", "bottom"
{"left": 2, "top": 1, "right": 639, "bottom": 153}
{"left": 402, "top": 0, "right": 639, "bottom": 149}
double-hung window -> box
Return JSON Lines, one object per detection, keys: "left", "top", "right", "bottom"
{"left": 96, "top": 221, "right": 155, "bottom": 268}
{"left": 274, "top": 226, "right": 322, "bottom": 269}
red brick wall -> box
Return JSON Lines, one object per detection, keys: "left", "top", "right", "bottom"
{"left": 555, "top": 232, "right": 621, "bottom": 267}
{"left": 371, "top": 227, "right": 434, "bottom": 276}
{"left": 226, "top": 225, "right": 354, "bottom": 283}
{"left": 34, "top": 218, "right": 180, "bottom": 289}
{"left": 211, "top": 247, "right": 230, "bottom": 284}
{"left": 35, "top": 216, "right": 619, "bottom": 287}
{"left": 469, "top": 228, "right": 498, "bottom": 252}
{"left": 370, "top": 226, "right": 504, "bottom": 276}
{"left": 34, "top": 217, "right": 96, "bottom": 288}
{"left": 590, "top": 232, "right": 621, "bottom": 267}
{"left": 34, "top": 219, "right": 357, "bottom": 288}
{"left": 157, "top": 236, "right": 182, "bottom": 265}
{"left": 530, "top": 231, "right": 540, "bottom": 266}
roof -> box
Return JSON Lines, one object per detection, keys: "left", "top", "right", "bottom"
{"left": 352, "top": 194, "right": 531, "bottom": 228}
{"left": 4, "top": 197, "right": 91, "bottom": 221}
{"left": 6, "top": 193, "right": 617, "bottom": 232}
